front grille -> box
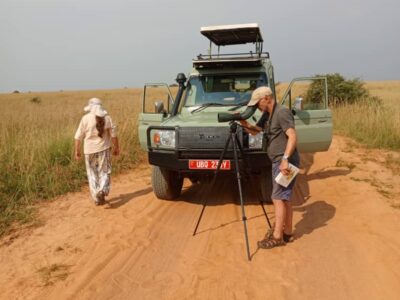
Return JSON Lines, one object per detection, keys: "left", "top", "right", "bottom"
{"left": 178, "top": 126, "right": 243, "bottom": 149}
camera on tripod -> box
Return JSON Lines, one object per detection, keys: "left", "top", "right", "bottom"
{"left": 194, "top": 103, "right": 272, "bottom": 261}
{"left": 217, "top": 106, "right": 257, "bottom": 123}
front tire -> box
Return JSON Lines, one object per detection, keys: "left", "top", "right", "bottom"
{"left": 151, "top": 166, "right": 183, "bottom": 200}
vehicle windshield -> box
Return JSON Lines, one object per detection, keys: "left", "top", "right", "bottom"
{"left": 182, "top": 73, "right": 268, "bottom": 107}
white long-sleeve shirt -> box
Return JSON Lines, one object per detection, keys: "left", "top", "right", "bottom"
{"left": 74, "top": 113, "right": 117, "bottom": 154}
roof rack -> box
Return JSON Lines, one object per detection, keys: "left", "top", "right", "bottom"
{"left": 193, "top": 52, "right": 270, "bottom": 69}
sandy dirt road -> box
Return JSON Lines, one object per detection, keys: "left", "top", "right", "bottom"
{"left": 1, "top": 136, "right": 400, "bottom": 300}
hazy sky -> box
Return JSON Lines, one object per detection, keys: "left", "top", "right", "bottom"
{"left": 1, "top": 0, "right": 399, "bottom": 93}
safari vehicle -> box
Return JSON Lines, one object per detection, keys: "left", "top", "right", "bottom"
{"left": 138, "top": 23, "right": 332, "bottom": 200}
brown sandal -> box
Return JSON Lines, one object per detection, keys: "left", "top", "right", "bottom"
{"left": 96, "top": 191, "right": 105, "bottom": 205}
{"left": 263, "top": 228, "right": 274, "bottom": 240}
{"left": 257, "top": 237, "right": 285, "bottom": 249}
{"left": 264, "top": 229, "right": 294, "bottom": 243}
{"left": 283, "top": 233, "right": 294, "bottom": 243}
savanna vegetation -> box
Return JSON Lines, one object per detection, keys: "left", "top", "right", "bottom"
{"left": 307, "top": 74, "right": 400, "bottom": 150}
{"left": 0, "top": 77, "right": 399, "bottom": 236}
{"left": 0, "top": 89, "right": 143, "bottom": 236}
{"left": 276, "top": 75, "right": 400, "bottom": 150}
{"left": 333, "top": 80, "right": 400, "bottom": 150}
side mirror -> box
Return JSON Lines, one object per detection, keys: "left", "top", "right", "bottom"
{"left": 154, "top": 101, "right": 167, "bottom": 117}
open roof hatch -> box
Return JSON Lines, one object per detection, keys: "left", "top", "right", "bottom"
{"left": 200, "top": 23, "right": 263, "bottom": 46}
{"left": 194, "top": 23, "right": 267, "bottom": 69}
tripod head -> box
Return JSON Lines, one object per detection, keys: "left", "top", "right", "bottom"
{"left": 228, "top": 120, "right": 240, "bottom": 133}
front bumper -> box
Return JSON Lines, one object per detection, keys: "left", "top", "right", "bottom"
{"left": 146, "top": 125, "right": 270, "bottom": 174}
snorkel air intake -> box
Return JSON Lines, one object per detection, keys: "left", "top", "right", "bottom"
{"left": 171, "top": 73, "right": 187, "bottom": 116}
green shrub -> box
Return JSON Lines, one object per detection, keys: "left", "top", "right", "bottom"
{"left": 306, "top": 73, "right": 374, "bottom": 105}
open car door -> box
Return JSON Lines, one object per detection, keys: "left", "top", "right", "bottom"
{"left": 138, "top": 83, "right": 174, "bottom": 150}
{"left": 280, "top": 77, "right": 332, "bottom": 152}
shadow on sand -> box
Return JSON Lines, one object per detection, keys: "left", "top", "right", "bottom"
{"left": 105, "top": 187, "right": 153, "bottom": 209}
{"left": 174, "top": 153, "right": 342, "bottom": 240}
{"left": 291, "top": 153, "right": 349, "bottom": 206}
{"left": 294, "top": 201, "right": 336, "bottom": 238}
{"left": 306, "top": 168, "right": 351, "bottom": 181}
{"left": 178, "top": 174, "right": 268, "bottom": 206}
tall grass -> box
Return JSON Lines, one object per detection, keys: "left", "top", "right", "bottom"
{"left": 333, "top": 81, "right": 400, "bottom": 150}
{"left": 0, "top": 88, "right": 142, "bottom": 235}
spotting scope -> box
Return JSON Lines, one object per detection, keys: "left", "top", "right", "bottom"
{"left": 217, "top": 106, "right": 257, "bottom": 123}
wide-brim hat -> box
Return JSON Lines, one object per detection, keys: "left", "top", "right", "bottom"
{"left": 247, "top": 86, "right": 273, "bottom": 106}
{"left": 83, "top": 97, "right": 108, "bottom": 117}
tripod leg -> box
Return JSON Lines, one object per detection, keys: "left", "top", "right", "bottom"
{"left": 193, "top": 134, "right": 232, "bottom": 236}
{"left": 260, "top": 200, "right": 272, "bottom": 228}
{"left": 234, "top": 135, "right": 272, "bottom": 229}
{"left": 232, "top": 132, "right": 251, "bottom": 261}
{"left": 192, "top": 189, "right": 209, "bottom": 236}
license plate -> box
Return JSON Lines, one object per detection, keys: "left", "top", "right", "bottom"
{"left": 188, "top": 160, "right": 231, "bottom": 170}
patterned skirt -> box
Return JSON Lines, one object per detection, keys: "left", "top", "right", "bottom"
{"left": 84, "top": 148, "right": 112, "bottom": 202}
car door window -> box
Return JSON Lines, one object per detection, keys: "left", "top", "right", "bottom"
{"left": 142, "top": 84, "right": 174, "bottom": 114}
{"left": 280, "top": 77, "right": 332, "bottom": 153}
{"left": 281, "top": 77, "right": 328, "bottom": 111}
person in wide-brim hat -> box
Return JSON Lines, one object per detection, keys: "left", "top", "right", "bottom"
{"left": 74, "top": 98, "right": 120, "bottom": 206}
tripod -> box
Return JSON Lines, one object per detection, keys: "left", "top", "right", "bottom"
{"left": 193, "top": 121, "right": 272, "bottom": 261}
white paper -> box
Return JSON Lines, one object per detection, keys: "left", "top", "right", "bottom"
{"left": 275, "top": 163, "right": 300, "bottom": 187}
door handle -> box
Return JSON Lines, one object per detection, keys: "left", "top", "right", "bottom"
{"left": 142, "top": 123, "right": 149, "bottom": 125}
{"left": 318, "top": 120, "right": 327, "bottom": 123}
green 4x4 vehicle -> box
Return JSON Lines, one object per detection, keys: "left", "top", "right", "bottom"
{"left": 138, "top": 23, "right": 332, "bottom": 200}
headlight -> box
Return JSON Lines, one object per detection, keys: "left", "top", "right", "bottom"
{"left": 152, "top": 130, "right": 176, "bottom": 148}
{"left": 248, "top": 132, "right": 263, "bottom": 149}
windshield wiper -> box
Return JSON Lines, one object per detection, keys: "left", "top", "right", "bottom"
{"left": 191, "top": 102, "right": 226, "bottom": 113}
